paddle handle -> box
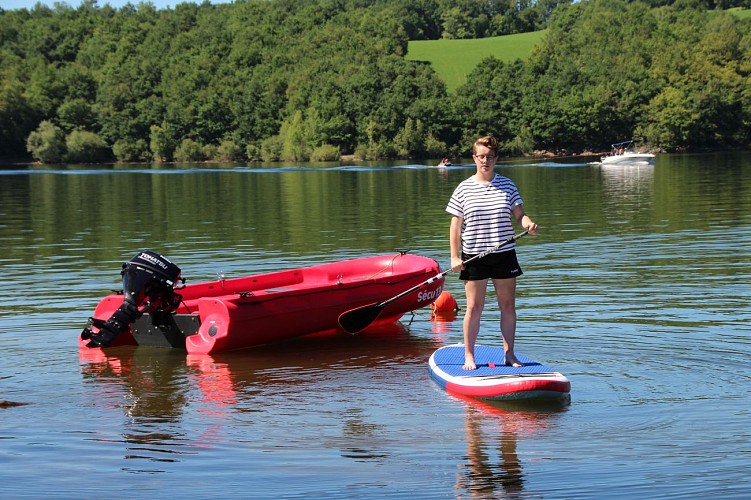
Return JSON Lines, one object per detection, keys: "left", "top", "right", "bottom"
{"left": 376, "top": 229, "right": 529, "bottom": 308}
{"left": 458, "top": 229, "right": 529, "bottom": 269}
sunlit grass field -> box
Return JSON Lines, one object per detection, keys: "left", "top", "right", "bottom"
{"left": 406, "top": 30, "right": 546, "bottom": 93}
{"left": 729, "top": 7, "right": 751, "bottom": 19}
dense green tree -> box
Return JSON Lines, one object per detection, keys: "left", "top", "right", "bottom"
{"left": 514, "top": 0, "right": 661, "bottom": 149}
{"left": 499, "top": 0, "right": 751, "bottom": 151}
{"left": 1, "top": 0, "right": 750, "bottom": 162}
{"left": 310, "top": 143, "right": 340, "bottom": 161}
{"left": 393, "top": 117, "right": 425, "bottom": 157}
{"left": 173, "top": 138, "right": 205, "bottom": 162}
{"left": 112, "top": 138, "right": 151, "bottom": 162}
{"left": 0, "top": 73, "right": 38, "bottom": 156}
{"left": 65, "top": 129, "right": 111, "bottom": 162}
{"left": 260, "top": 134, "right": 283, "bottom": 162}
{"left": 150, "top": 123, "right": 175, "bottom": 162}
{"left": 26, "top": 120, "right": 66, "bottom": 163}
{"left": 638, "top": 7, "right": 750, "bottom": 147}
{"left": 216, "top": 139, "right": 244, "bottom": 162}
{"left": 454, "top": 58, "right": 526, "bottom": 151}
{"left": 437, "top": 0, "right": 573, "bottom": 39}
{"left": 57, "top": 97, "right": 97, "bottom": 132}
{"left": 94, "top": 5, "right": 172, "bottom": 148}
{"left": 279, "top": 110, "right": 310, "bottom": 161}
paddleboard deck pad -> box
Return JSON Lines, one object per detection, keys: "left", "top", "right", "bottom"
{"left": 429, "top": 344, "right": 571, "bottom": 401}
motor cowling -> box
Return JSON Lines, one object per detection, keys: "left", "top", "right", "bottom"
{"left": 81, "top": 250, "right": 182, "bottom": 348}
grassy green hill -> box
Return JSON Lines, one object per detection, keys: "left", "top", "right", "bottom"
{"left": 406, "top": 30, "right": 547, "bottom": 93}
{"left": 729, "top": 7, "right": 751, "bottom": 19}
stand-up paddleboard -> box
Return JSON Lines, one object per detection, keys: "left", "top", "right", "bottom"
{"left": 429, "top": 344, "right": 571, "bottom": 401}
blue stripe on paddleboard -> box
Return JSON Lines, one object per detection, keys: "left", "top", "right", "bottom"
{"left": 429, "top": 369, "right": 448, "bottom": 390}
{"left": 432, "top": 344, "right": 560, "bottom": 377}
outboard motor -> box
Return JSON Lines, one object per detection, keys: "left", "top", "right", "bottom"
{"left": 81, "top": 250, "right": 182, "bottom": 348}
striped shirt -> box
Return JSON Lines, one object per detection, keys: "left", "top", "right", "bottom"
{"left": 446, "top": 173, "right": 523, "bottom": 254}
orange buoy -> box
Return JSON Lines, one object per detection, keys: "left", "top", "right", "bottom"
{"left": 431, "top": 290, "right": 459, "bottom": 313}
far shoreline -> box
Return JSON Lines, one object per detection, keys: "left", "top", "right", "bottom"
{"left": 2, "top": 145, "right": 743, "bottom": 168}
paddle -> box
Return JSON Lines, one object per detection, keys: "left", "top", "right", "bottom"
{"left": 338, "top": 229, "right": 529, "bottom": 334}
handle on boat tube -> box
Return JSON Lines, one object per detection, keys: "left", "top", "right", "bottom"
{"left": 337, "top": 229, "right": 529, "bottom": 334}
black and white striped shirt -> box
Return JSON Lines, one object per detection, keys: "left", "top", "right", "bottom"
{"left": 446, "top": 173, "right": 522, "bottom": 254}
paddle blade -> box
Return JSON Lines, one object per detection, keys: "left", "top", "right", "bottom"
{"left": 338, "top": 303, "right": 386, "bottom": 334}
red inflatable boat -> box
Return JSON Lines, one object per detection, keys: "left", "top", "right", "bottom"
{"left": 79, "top": 251, "right": 444, "bottom": 355}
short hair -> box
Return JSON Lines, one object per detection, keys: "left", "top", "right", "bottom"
{"left": 473, "top": 135, "right": 498, "bottom": 155}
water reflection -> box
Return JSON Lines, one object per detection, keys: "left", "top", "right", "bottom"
{"left": 599, "top": 163, "right": 655, "bottom": 197}
{"left": 79, "top": 347, "right": 196, "bottom": 471}
{"left": 7, "top": 153, "right": 750, "bottom": 496}
{"left": 452, "top": 394, "right": 568, "bottom": 498}
{"left": 78, "top": 322, "right": 441, "bottom": 468}
{"left": 80, "top": 347, "right": 190, "bottom": 421}
{"left": 428, "top": 310, "right": 460, "bottom": 344}
{"left": 339, "top": 407, "right": 390, "bottom": 462}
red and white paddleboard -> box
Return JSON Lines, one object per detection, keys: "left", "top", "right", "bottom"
{"left": 429, "top": 344, "right": 571, "bottom": 401}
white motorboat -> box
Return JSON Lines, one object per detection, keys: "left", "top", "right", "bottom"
{"left": 600, "top": 140, "right": 655, "bottom": 165}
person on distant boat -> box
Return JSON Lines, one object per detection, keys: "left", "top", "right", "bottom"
{"left": 438, "top": 157, "right": 452, "bottom": 167}
{"left": 446, "top": 135, "right": 538, "bottom": 370}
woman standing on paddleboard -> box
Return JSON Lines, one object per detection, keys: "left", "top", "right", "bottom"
{"left": 446, "top": 135, "right": 538, "bottom": 370}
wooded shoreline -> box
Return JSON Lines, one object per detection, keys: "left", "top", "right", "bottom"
{"left": 2, "top": 1, "right": 749, "bottom": 165}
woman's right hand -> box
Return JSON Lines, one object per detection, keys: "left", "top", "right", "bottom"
{"left": 450, "top": 256, "right": 464, "bottom": 273}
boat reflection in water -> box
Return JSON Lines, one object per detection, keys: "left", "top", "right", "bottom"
{"left": 428, "top": 309, "right": 460, "bottom": 344}
{"left": 600, "top": 163, "right": 655, "bottom": 194}
{"left": 600, "top": 163, "right": 655, "bottom": 223}
{"left": 78, "top": 322, "right": 441, "bottom": 464}
{"left": 451, "top": 393, "right": 569, "bottom": 498}
{"left": 79, "top": 345, "right": 226, "bottom": 460}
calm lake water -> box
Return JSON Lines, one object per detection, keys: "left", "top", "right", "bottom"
{"left": 1, "top": 153, "right": 750, "bottom": 498}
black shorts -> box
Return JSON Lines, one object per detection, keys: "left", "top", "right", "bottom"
{"left": 460, "top": 249, "right": 523, "bottom": 281}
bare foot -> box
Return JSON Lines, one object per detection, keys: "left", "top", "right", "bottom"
{"left": 463, "top": 354, "right": 477, "bottom": 370}
{"left": 504, "top": 353, "right": 523, "bottom": 368}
